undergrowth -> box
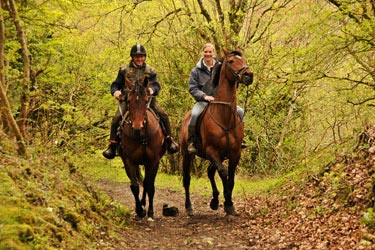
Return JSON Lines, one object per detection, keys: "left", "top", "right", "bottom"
{"left": 2, "top": 125, "right": 375, "bottom": 249}
{"left": 0, "top": 145, "right": 131, "bottom": 250}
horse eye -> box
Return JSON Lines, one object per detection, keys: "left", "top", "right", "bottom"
{"left": 228, "top": 60, "right": 234, "bottom": 64}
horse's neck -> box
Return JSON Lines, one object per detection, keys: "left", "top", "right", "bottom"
{"left": 214, "top": 78, "right": 237, "bottom": 105}
{"left": 209, "top": 78, "right": 238, "bottom": 124}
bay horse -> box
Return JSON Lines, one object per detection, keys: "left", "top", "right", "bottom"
{"left": 118, "top": 76, "right": 166, "bottom": 220}
{"left": 180, "top": 48, "right": 253, "bottom": 216}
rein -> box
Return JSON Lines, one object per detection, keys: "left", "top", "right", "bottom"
{"left": 207, "top": 101, "right": 241, "bottom": 133}
{"left": 120, "top": 87, "right": 160, "bottom": 143}
{"left": 120, "top": 108, "right": 160, "bottom": 143}
{"left": 202, "top": 52, "right": 249, "bottom": 153}
{"left": 207, "top": 100, "right": 240, "bottom": 154}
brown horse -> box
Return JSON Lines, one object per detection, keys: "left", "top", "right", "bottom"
{"left": 118, "top": 77, "right": 166, "bottom": 220}
{"left": 180, "top": 48, "right": 253, "bottom": 216}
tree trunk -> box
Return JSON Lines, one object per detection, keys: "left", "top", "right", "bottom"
{"left": 6, "top": 0, "right": 31, "bottom": 139}
{"left": 0, "top": 0, "right": 28, "bottom": 158}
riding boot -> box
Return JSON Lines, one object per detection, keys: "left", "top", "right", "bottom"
{"left": 187, "top": 126, "right": 197, "bottom": 154}
{"left": 102, "top": 121, "right": 120, "bottom": 159}
{"left": 157, "top": 110, "right": 179, "bottom": 154}
{"left": 102, "top": 141, "right": 118, "bottom": 159}
{"left": 166, "top": 136, "right": 179, "bottom": 154}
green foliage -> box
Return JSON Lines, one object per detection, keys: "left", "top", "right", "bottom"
{"left": 362, "top": 208, "right": 375, "bottom": 229}
{"left": 2, "top": 0, "right": 375, "bottom": 178}
{"left": 0, "top": 144, "right": 131, "bottom": 250}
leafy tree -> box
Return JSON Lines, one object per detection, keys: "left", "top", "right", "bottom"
{"left": 323, "top": 0, "right": 375, "bottom": 105}
{"left": 0, "top": 0, "right": 28, "bottom": 157}
{"left": 1, "top": 0, "right": 374, "bottom": 177}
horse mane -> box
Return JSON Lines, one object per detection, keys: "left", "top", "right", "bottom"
{"left": 211, "top": 61, "right": 222, "bottom": 87}
{"left": 229, "top": 50, "right": 243, "bottom": 57}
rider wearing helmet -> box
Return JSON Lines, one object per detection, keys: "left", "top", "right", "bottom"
{"left": 102, "top": 44, "right": 179, "bottom": 159}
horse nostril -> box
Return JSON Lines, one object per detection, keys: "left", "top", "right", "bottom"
{"left": 243, "top": 72, "right": 253, "bottom": 85}
{"left": 134, "top": 129, "right": 140, "bottom": 137}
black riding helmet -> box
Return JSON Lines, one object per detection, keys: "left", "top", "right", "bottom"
{"left": 130, "top": 44, "right": 146, "bottom": 57}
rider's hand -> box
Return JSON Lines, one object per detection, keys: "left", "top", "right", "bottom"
{"left": 148, "top": 88, "right": 154, "bottom": 96}
{"left": 204, "top": 95, "right": 215, "bottom": 102}
{"left": 114, "top": 90, "right": 122, "bottom": 100}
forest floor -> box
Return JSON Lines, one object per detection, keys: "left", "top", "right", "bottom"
{"left": 96, "top": 153, "right": 375, "bottom": 250}
{"left": 98, "top": 179, "right": 253, "bottom": 250}
{"left": 91, "top": 125, "right": 375, "bottom": 250}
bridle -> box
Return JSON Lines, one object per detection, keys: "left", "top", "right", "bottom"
{"left": 207, "top": 53, "right": 249, "bottom": 141}
{"left": 120, "top": 81, "right": 160, "bottom": 141}
{"left": 224, "top": 53, "right": 250, "bottom": 84}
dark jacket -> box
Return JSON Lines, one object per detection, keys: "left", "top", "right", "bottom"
{"left": 188, "top": 58, "right": 218, "bottom": 102}
{"left": 110, "top": 61, "right": 161, "bottom": 97}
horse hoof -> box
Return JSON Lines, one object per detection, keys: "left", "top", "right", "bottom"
{"left": 186, "top": 208, "right": 193, "bottom": 217}
{"left": 134, "top": 215, "right": 141, "bottom": 220}
{"left": 136, "top": 209, "right": 146, "bottom": 218}
{"left": 224, "top": 205, "right": 239, "bottom": 216}
{"left": 210, "top": 199, "right": 219, "bottom": 210}
{"left": 147, "top": 217, "right": 154, "bottom": 222}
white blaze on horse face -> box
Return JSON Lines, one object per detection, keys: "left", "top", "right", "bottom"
{"left": 133, "top": 120, "right": 144, "bottom": 129}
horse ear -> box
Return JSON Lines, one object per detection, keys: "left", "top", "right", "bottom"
{"left": 222, "top": 47, "right": 229, "bottom": 56}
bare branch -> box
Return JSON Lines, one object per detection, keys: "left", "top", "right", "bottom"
{"left": 143, "top": 8, "right": 183, "bottom": 43}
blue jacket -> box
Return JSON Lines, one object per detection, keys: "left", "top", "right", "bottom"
{"left": 110, "top": 61, "right": 160, "bottom": 97}
{"left": 188, "top": 58, "right": 218, "bottom": 102}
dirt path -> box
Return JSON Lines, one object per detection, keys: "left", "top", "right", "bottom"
{"left": 95, "top": 128, "right": 375, "bottom": 249}
{"left": 97, "top": 172, "right": 374, "bottom": 250}
{"left": 97, "top": 180, "right": 252, "bottom": 250}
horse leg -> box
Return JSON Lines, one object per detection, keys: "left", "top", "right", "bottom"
{"left": 223, "top": 158, "right": 240, "bottom": 216}
{"left": 136, "top": 166, "right": 146, "bottom": 208}
{"left": 124, "top": 163, "right": 146, "bottom": 218}
{"left": 143, "top": 163, "right": 159, "bottom": 219}
{"left": 182, "top": 153, "right": 194, "bottom": 215}
{"left": 130, "top": 183, "right": 146, "bottom": 218}
{"left": 141, "top": 188, "right": 146, "bottom": 207}
{"left": 207, "top": 163, "right": 220, "bottom": 210}
{"left": 210, "top": 158, "right": 233, "bottom": 214}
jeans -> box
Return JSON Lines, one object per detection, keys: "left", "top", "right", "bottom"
{"left": 188, "top": 101, "right": 244, "bottom": 127}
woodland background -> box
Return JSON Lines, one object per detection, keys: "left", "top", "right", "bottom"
{"left": 2, "top": 0, "right": 375, "bottom": 175}
{"left": 1, "top": 0, "right": 375, "bottom": 249}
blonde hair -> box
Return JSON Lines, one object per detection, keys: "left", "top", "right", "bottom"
{"left": 202, "top": 43, "right": 215, "bottom": 52}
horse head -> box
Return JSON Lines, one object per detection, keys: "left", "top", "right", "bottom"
{"left": 126, "top": 77, "right": 149, "bottom": 133}
{"left": 222, "top": 48, "right": 253, "bottom": 86}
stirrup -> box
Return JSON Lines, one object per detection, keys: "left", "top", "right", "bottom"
{"left": 166, "top": 136, "right": 179, "bottom": 154}
{"left": 168, "top": 144, "right": 179, "bottom": 154}
{"left": 187, "top": 142, "right": 197, "bottom": 154}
